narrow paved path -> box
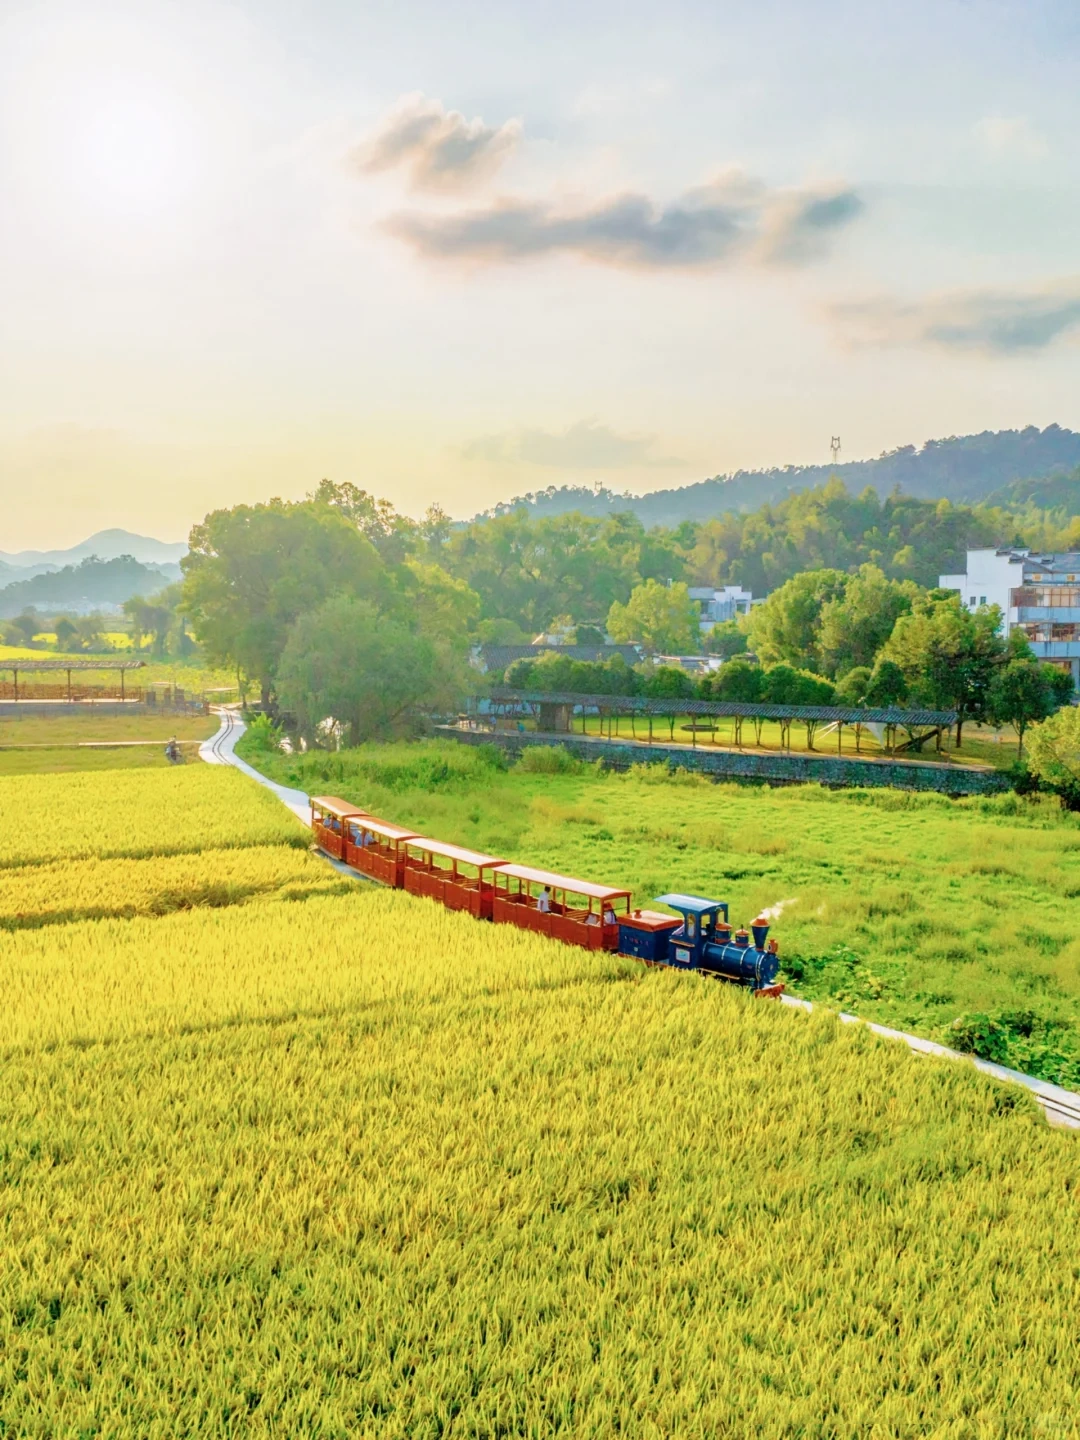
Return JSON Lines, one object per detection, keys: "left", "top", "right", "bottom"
{"left": 199, "top": 709, "right": 311, "bottom": 824}
{"left": 199, "top": 709, "right": 1080, "bottom": 1129}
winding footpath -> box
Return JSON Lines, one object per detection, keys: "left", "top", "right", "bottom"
{"left": 200, "top": 709, "right": 1080, "bottom": 1130}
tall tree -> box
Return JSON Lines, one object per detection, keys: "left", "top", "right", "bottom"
{"left": 606, "top": 580, "right": 700, "bottom": 655}
{"left": 745, "top": 569, "right": 847, "bottom": 671}
{"left": 3, "top": 612, "right": 40, "bottom": 646}
{"left": 1027, "top": 705, "right": 1080, "bottom": 806}
{"left": 882, "top": 594, "right": 1007, "bottom": 742}
{"left": 53, "top": 617, "right": 78, "bottom": 651}
{"left": 309, "top": 480, "right": 419, "bottom": 566}
{"left": 817, "top": 565, "right": 920, "bottom": 677}
{"left": 988, "top": 660, "right": 1062, "bottom": 757}
{"left": 277, "top": 596, "right": 462, "bottom": 745}
{"left": 181, "top": 500, "right": 389, "bottom": 706}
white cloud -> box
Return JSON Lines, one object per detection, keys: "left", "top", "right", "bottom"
{"left": 384, "top": 170, "right": 863, "bottom": 270}
{"left": 829, "top": 280, "right": 1080, "bottom": 354}
{"left": 349, "top": 93, "right": 522, "bottom": 192}
{"left": 973, "top": 115, "right": 1048, "bottom": 160}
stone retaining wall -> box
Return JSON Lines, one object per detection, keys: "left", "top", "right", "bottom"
{"left": 437, "top": 726, "right": 1012, "bottom": 796}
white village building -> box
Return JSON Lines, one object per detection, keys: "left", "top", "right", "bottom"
{"left": 687, "top": 585, "right": 754, "bottom": 634}
{"left": 940, "top": 547, "right": 1080, "bottom": 689}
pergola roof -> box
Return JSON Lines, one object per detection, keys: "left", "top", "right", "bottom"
{"left": 0, "top": 659, "right": 147, "bottom": 673}
{"left": 487, "top": 687, "right": 956, "bottom": 727}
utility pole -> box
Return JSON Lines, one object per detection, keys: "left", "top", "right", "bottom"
{"left": 830, "top": 436, "right": 841, "bottom": 465}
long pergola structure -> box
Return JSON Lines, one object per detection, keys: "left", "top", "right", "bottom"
{"left": 481, "top": 686, "right": 959, "bottom": 756}
{"left": 0, "top": 658, "right": 146, "bottom": 702}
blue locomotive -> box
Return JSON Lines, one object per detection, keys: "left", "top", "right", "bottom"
{"left": 617, "top": 894, "right": 781, "bottom": 992}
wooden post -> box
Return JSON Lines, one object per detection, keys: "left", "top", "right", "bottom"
{"left": 837, "top": 721, "right": 842, "bottom": 755}
{"left": 12, "top": 669, "right": 17, "bottom": 703}
{"left": 120, "top": 670, "right": 125, "bottom": 702}
{"left": 66, "top": 669, "right": 72, "bottom": 703}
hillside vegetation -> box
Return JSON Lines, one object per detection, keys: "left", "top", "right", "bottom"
{"left": 2, "top": 758, "right": 1080, "bottom": 1434}
{"left": 480, "top": 424, "right": 1080, "bottom": 526}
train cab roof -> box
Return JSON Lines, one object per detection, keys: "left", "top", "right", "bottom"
{"left": 495, "top": 862, "right": 631, "bottom": 902}
{"left": 654, "top": 893, "right": 727, "bottom": 915}
{"left": 404, "top": 837, "right": 507, "bottom": 868}
{"left": 310, "top": 795, "right": 367, "bottom": 819}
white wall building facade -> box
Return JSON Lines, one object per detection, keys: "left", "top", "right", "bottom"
{"left": 940, "top": 548, "right": 1080, "bottom": 688}
{"left": 688, "top": 585, "right": 754, "bottom": 633}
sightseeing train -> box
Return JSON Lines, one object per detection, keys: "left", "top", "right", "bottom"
{"left": 310, "top": 796, "right": 783, "bottom": 994}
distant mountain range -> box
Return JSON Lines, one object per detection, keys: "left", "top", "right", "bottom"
{"left": 477, "top": 424, "right": 1080, "bottom": 528}
{"left": 0, "top": 532, "right": 186, "bottom": 619}
{"left": 0, "top": 528, "right": 187, "bottom": 576}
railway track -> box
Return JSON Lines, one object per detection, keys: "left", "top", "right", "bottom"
{"left": 197, "top": 709, "right": 1080, "bottom": 1131}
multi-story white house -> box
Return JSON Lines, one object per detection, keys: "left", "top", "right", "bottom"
{"left": 940, "top": 548, "right": 1080, "bottom": 689}
{"left": 688, "top": 585, "right": 754, "bottom": 634}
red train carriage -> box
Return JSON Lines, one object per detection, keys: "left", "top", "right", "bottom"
{"left": 343, "top": 816, "right": 418, "bottom": 887}
{"left": 401, "top": 839, "right": 508, "bottom": 920}
{"left": 310, "top": 795, "right": 367, "bottom": 861}
{"left": 492, "top": 863, "right": 632, "bottom": 951}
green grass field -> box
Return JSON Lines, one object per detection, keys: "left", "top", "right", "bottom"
{"left": 241, "top": 736, "right": 1080, "bottom": 1086}
{"left": 0, "top": 710, "right": 218, "bottom": 775}
{"left": 0, "top": 713, "right": 216, "bottom": 746}
{"left": 0, "top": 643, "right": 238, "bottom": 697}
{"left": 2, "top": 758, "right": 1080, "bottom": 1434}
{"left": 520, "top": 712, "right": 1018, "bottom": 769}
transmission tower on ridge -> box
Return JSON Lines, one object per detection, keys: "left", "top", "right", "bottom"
{"left": 830, "top": 436, "right": 841, "bottom": 465}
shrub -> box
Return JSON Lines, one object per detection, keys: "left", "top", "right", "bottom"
{"left": 516, "top": 745, "right": 586, "bottom": 775}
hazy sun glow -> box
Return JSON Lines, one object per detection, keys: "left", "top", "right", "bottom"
{"left": 1, "top": 0, "right": 1078, "bottom": 551}
{"left": 68, "top": 81, "right": 199, "bottom": 219}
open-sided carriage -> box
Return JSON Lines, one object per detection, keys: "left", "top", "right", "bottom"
{"left": 492, "top": 863, "right": 632, "bottom": 951}
{"left": 305, "top": 791, "right": 781, "bottom": 990}
{"left": 310, "top": 796, "right": 367, "bottom": 861}
{"left": 344, "top": 816, "right": 418, "bottom": 887}
{"left": 402, "top": 838, "right": 507, "bottom": 920}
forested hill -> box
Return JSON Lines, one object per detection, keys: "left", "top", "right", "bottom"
{"left": 0, "top": 555, "right": 180, "bottom": 618}
{"left": 481, "top": 425, "right": 1080, "bottom": 527}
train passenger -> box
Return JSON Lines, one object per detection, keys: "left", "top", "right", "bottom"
{"left": 537, "top": 886, "right": 551, "bottom": 913}
{"left": 585, "top": 910, "right": 600, "bottom": 927}
{"left": 603, "top": 905, "right": 617, "bottom": 926}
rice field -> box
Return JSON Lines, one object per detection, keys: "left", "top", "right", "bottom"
{"left": 3, "top": 758, "right": 1080, "bottom": 1434}
{"left": 0, "top": 765, "right": 307, "bottom": 868}
{"left": 242, "top": 737, "right": 1080, "bottom": 1087}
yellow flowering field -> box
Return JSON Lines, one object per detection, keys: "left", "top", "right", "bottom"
{"left": 2, "top": 762, "right": 1080, "bottom": 1436}
{"left": 0, "top": 846, "right": 351, "bottom": 931}
{"left": 0, "top": 764, "right": 306, "bottom": 868}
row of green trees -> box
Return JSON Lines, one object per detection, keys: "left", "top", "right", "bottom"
{"left": 2, "top": 610, "right": 113, "bottom": 653}
{"left": 435, "top": 476, "right": 1080, "bottom": 637}
{"left": 182, "top": 475, "right": 1067, "bottom": 650}
{"left": 171, "top": 480, "right": 1075, "bottom": 749}
{"left": 745, "top": 568, "right": 1073, "bottom": 746}
{"left": 504, "top": 594, "right": 1071, "bottom": 752}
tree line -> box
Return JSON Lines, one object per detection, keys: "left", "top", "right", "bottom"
{"left": 168, "top": 478, "right": 1077, "bottom": 749}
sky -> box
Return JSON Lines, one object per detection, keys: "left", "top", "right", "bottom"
{"left": 2, "top": 0, "right": 1080, "bottom": 548}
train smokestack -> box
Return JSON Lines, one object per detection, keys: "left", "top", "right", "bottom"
{"left": 751, "top": 917, "right": 769, "bottom": 949}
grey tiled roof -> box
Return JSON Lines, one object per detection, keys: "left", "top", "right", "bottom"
{"left": 476, "top": 644, "right": 642, "bottom": 673}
